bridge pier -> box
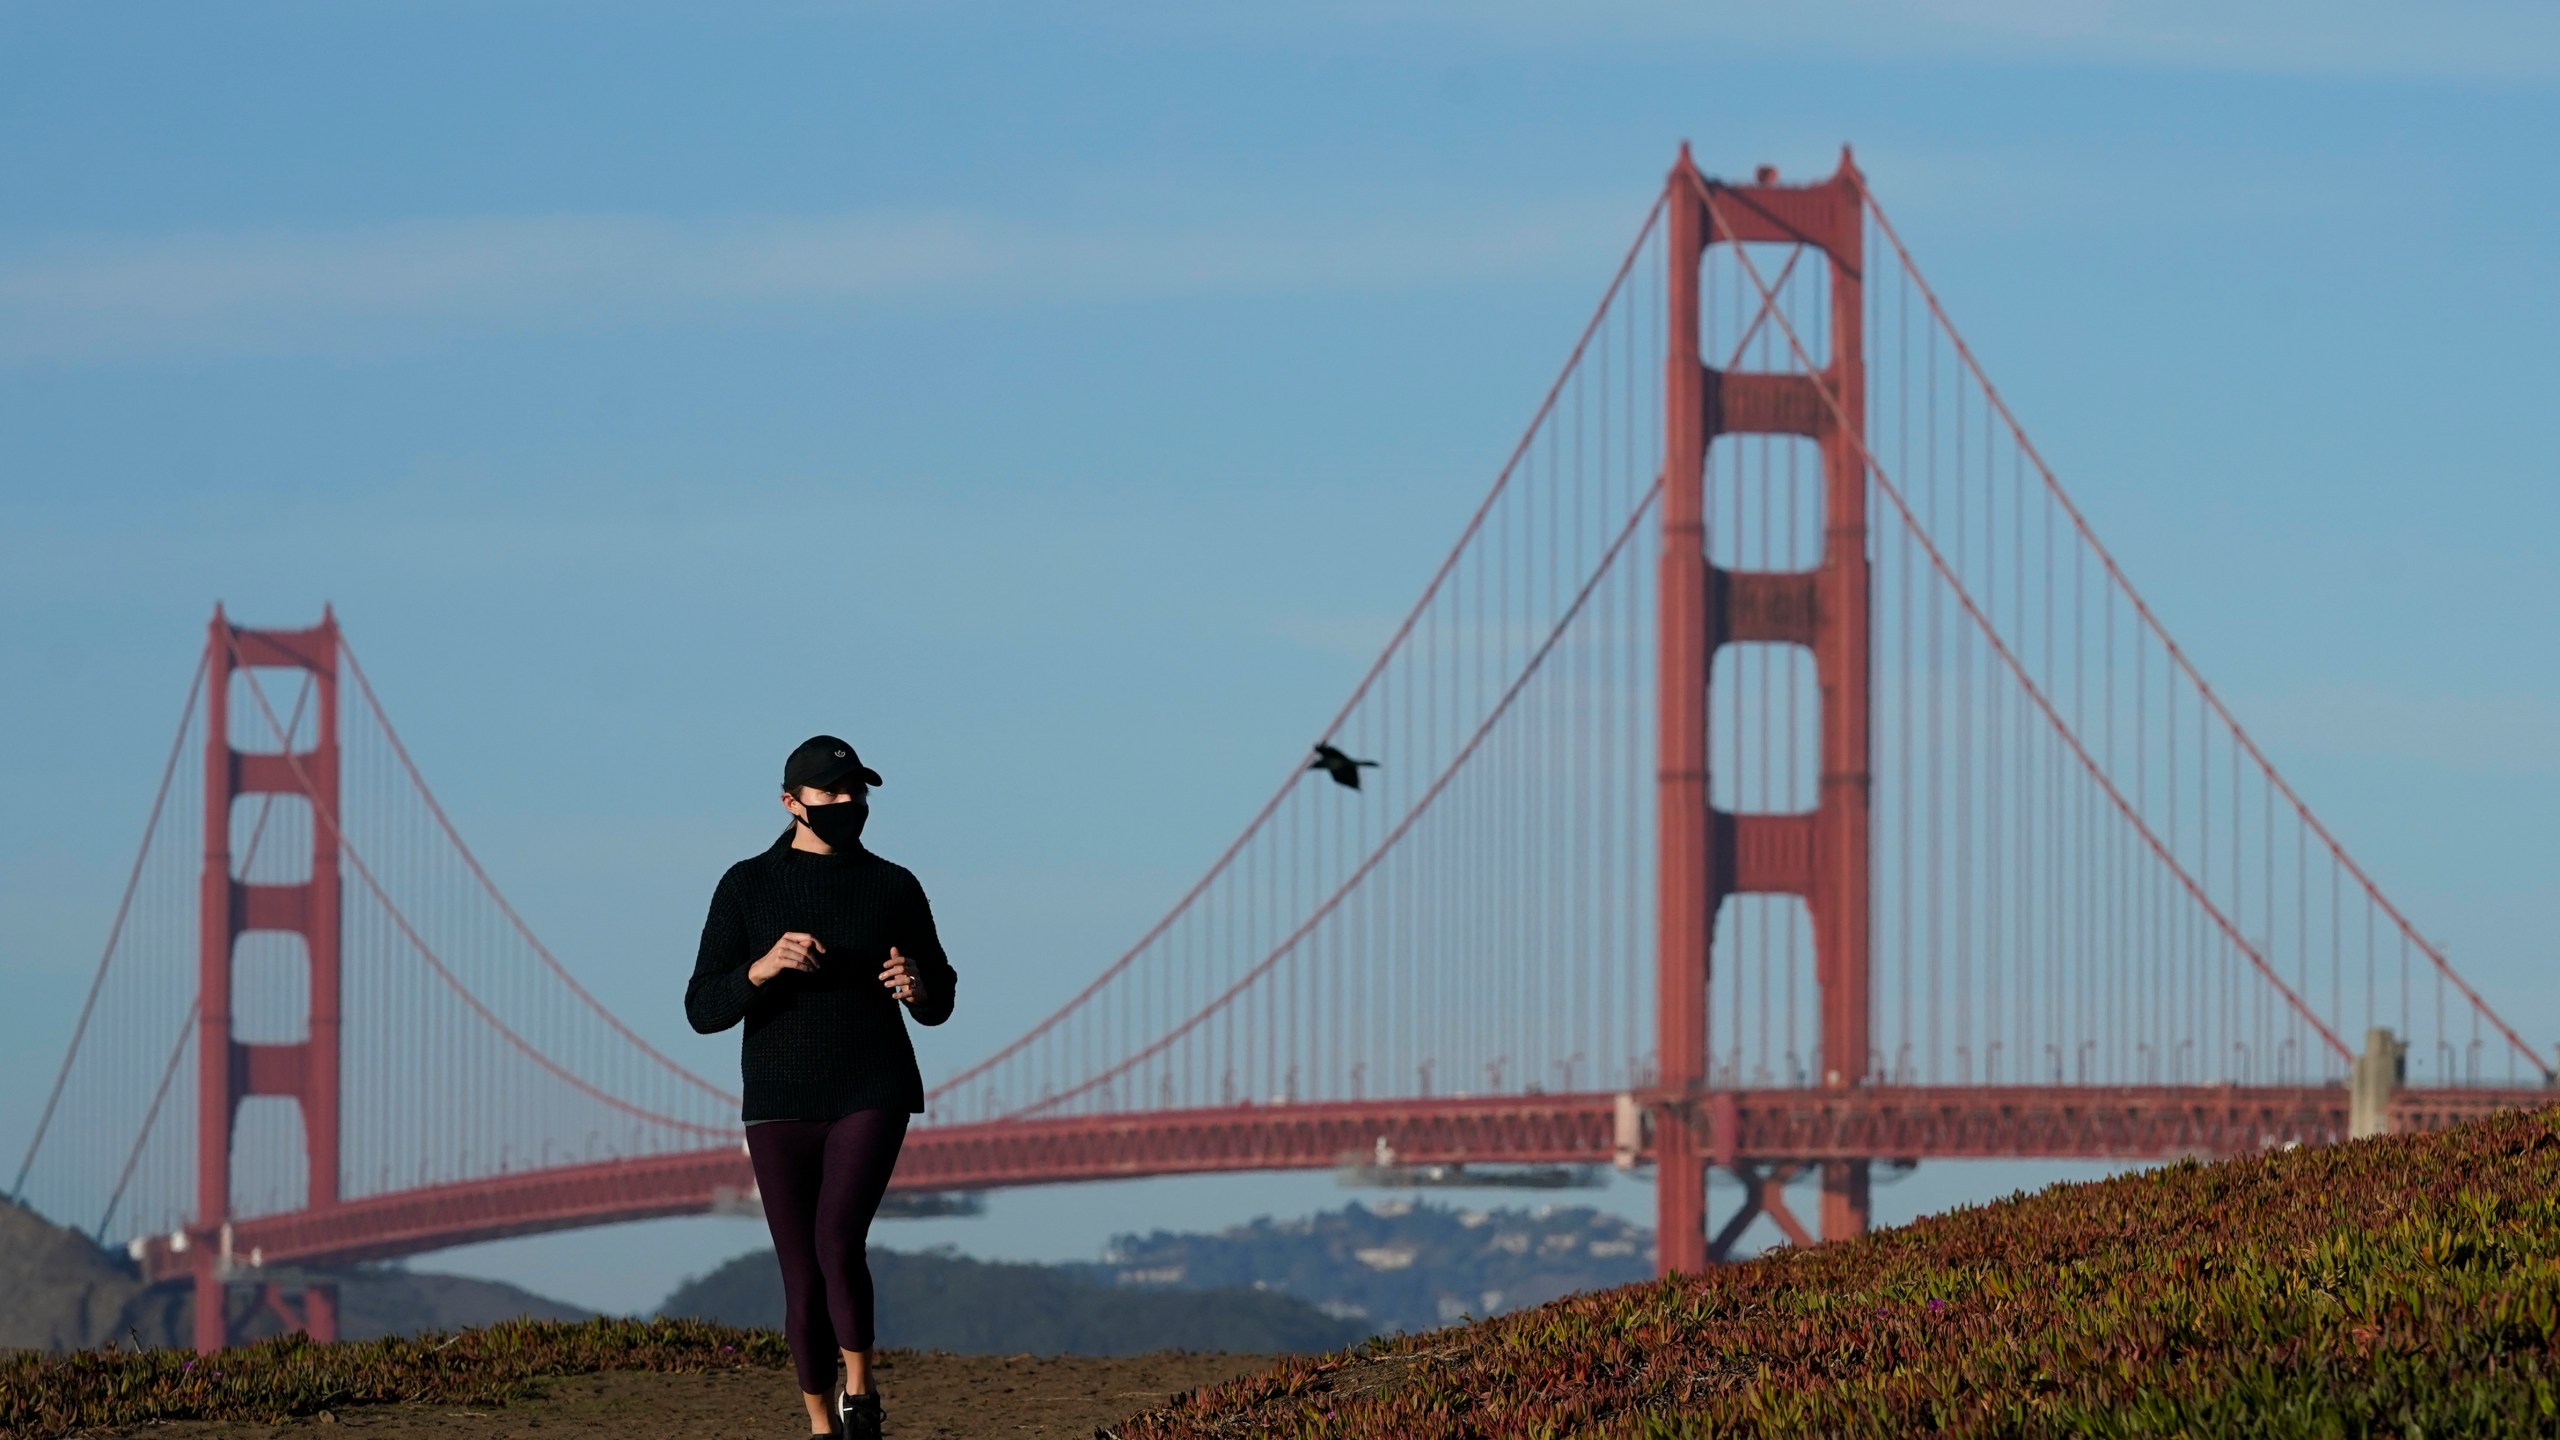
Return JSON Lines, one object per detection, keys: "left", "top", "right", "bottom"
{"left": 1706, "top": 1162, "right": 1809, "bottom": 1260}
{"left": 268, "top": 1279, "right": 338, "bottom": 1342}
{"left": 1819, "top": 1158, "right": 1870, "bottom": 1240}
{"left": 1699, "top": 1158, "right": 1866, "bottom": 1261}
{"left": 192, "top": 1268, "right": 340, "bottom": 1349}
{"left": 192, "top": 1259, "right": 221, "bottom": 1354}
{"left": 1653, "top": 1115, "right": 1709, "bottom": 1272}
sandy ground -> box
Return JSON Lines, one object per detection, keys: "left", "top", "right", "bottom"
{"left": 82, "top": 1352, "right": 1271, "bottom": 1440}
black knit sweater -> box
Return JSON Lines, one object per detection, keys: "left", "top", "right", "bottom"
{"left": 684, "top": 831, "right": 958, "bottom": 1121}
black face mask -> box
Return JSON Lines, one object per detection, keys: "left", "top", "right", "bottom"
{"left": 799, "top": 795, "right": 868, "bottom": 848}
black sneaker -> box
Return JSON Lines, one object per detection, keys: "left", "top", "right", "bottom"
{"left": 836, "top": 1391, "right": 882, "bottom": 1440}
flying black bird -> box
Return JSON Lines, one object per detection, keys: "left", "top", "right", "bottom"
{"left": 1308, "top": 742, "right": 1379, "bottom": 791}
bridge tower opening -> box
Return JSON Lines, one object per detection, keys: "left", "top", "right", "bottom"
{"left": 194, "top": 608, "right": 344, "bottom": 1351}
{"left": 1657, "top": 148, "right": 1872, "bottom": 1272}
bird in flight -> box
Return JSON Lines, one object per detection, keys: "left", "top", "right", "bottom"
{"left": 1308, "top": 742, "right": 1379, "bottom": 791}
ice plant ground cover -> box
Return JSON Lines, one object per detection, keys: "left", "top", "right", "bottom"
{"left": 1115, "top": 1105, "right": 2560, "bottom": 1438}
{"left": 0, "top": 1317, "right": 788, "bottom": 1437}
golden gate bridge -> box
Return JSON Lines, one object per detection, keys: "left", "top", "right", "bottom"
{"left": 14, "top": 148, "right": 2548, "bottom": 1353}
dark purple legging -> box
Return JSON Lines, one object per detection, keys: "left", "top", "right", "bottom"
{"left": 744, "top": 1108, "right": 909, "bottom": 1393}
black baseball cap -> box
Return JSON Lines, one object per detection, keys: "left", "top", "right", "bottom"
{"left": 782, "top": 735, "right": 883, "bottom": 793}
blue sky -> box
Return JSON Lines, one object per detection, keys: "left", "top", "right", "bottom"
{"left": 4, "top": 2, "right": 2558, "bottom": 1315}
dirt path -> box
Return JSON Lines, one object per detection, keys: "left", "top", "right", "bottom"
{"left": 84, "top": 1352, "right": 1268, "bottom": 1440}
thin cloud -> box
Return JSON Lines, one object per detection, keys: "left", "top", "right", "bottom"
{"left": 1867, "top": 0, "right": 2560, "bottom": 79}
{"left": 2236, "top": 685, "right": 2560, "bottom": 777}
{"left": 0, "top": 201, "right": 1633, "bottom": 366}
{"left": 1147, "top": 0, "right": 2560, "bottom": 81}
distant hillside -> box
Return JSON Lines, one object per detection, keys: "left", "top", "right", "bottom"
{"left": 662, "top": 1199, "right": 1654, "bottom": 1352}
{"left": 0, "top": 1197, "right": 590, "bottom": 1351}
{"left": 661, "top": 1246, "right": 1363, "bottom": 1356}
{"left": 1068, "top": 1199, "right": 1656, "bottom": 1334}
{"left": 303, "top": 1265, "right": 594, "bottom": 1341}
{"left": 0, "top": 1196, "right": 172, "bottom": 1351}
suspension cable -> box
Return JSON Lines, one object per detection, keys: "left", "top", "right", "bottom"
{"left": 1858, "top": 180, "right": 2547, "bottom": 1082}
{"left": 1696, "top": 174, "right": 2351, "bottom": 1064}
{"left": 10, "top": 651, "right": 207, "bottom": 1204}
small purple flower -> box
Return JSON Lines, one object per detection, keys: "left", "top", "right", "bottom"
{"left": 1927, "top": 1299, "right": 1946, "bottom": 1313}
{"left": 183, "top": 1361, "right": 195, "bottom": 1370}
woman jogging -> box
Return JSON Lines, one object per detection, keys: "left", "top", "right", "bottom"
{"left": 685, "top": 735, "right": 958, "bottom": 1440}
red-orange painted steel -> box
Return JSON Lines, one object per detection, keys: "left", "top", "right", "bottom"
{"left": 134, "top": 1088, "right": 2546, "bottom": 1280}
{"left": 195, "top": 609, "right": 344, "bottom": 1352}
{"left": 1680, "top": 150, "right": 1876, "bottom": 1258}
{"left": 1654, "top": 145, "right": 1713, "bottom": 1276}
{"left": 1811, "top": 152, "right": 1873, "bottom": 1242}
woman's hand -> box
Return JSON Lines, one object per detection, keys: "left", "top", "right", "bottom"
{"left": 880, "top": 946, "right": 927, "bottom": 1006}
{"left": 748, "top": 932, "right": 824, "bottom": 986}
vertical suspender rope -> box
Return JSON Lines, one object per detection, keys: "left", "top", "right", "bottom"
{"left": 11, "top": 653, "right": 208, "bottom": 1206}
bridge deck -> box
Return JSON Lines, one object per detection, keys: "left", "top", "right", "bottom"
{"left": 137, "top": 1085, "right": 2549, "bottom": 1280}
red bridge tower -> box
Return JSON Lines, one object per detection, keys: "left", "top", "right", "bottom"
{"left": 194, "top": 609, "right": 344, "bottom": 1351}
{"left": 1657, "top": 150, "right": 1872, "bottom": 1272}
